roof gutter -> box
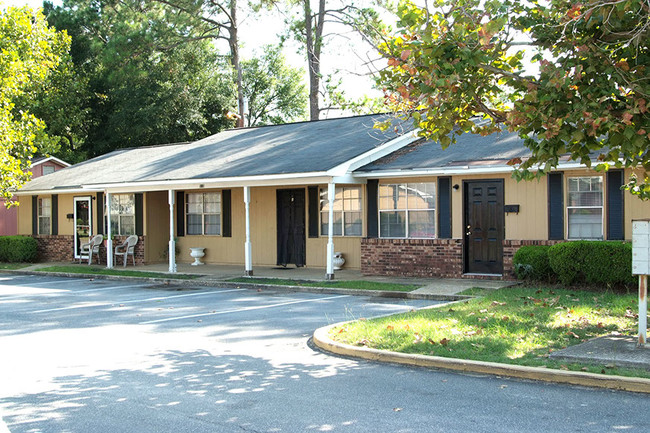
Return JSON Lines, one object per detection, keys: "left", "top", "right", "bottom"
{"left": 14, "top": 187, "right": 102, "bottom": 196}
{"left": 82, "top": 171, "right": 340, "bottom": 193}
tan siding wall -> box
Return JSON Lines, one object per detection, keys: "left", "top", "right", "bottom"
{"left": 249, "top": 186, "right": 277, "bottom": 265}
{"left": 57, "top": 195, "right": 74, "bottom": 236}
{"left": 145, "top": 191, "right": 169, "bottom": 263}
{"left": 503, "top": 177, "right": 548, "bottom": 240}
{"left": 17, "top": 196, "right": 32, "bottom": 235}
{"left": 307, "top": 237, "right": 361, "bottom": 269}
{"left": 624, "top": 169, "right": 650, "bottom": 239}
{"left": 175, "top": 188, "right": 245, "bottom": 264}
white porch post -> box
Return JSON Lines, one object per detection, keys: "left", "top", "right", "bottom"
{"left": 326, "top": 182, "right": 335, "bottom": 280}
{"left": 244, "top": 186, "right": 253, "bottom": 276}
{"left": 106, "top": 192, "right": 113, "bottom": 269}
{"left": 168, "top": 189, "right": 177, "bottom": 273}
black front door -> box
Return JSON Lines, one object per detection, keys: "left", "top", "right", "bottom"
{"left": 277, "top": 189, "right": 306, "bottom": 267}
{"left": 464, "top": 180, "right": 504, "bottom": 274}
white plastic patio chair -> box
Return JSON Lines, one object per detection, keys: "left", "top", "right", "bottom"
{"left": 114, "top": 235, "right": 138, "bottom": 267}
{"left": 79, "top": 234, "right": 103, "bottom": 265}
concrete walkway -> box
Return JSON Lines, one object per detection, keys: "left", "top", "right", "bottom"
{"left": 18, "top": 261, "right": 517, "bottom": 298}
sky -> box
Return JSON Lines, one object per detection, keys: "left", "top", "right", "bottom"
{"left": 2, "top": 0, "right": 383, "bottom": 116}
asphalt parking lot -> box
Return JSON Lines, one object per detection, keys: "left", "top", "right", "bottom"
{"left": 2, "top": 274, "right": 649, "bottom": 433}
{"left": 0, "top": 274, "right": 436, "bottom": 432}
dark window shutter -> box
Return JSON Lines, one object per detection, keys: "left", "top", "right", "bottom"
{"left": 135, "top": 193, "right": 144, "bottom": 236}
{"left": 308, "top": 186, "right": 319, "bottom": 238}
{"left": 51, "top": 195, "right": 58, "bottom": 235}
{"left": 222, "top": 189, "right": 232, "bottom": 237}
{"left": 176, "top": 191, "right": 185, "bottom": 237}
{"left": 32, "top": 195, "right": 38, "bottom": 235}
{"left": 366, "top": 179, "right": 379, "bottom": 238}
{"left": 438, "top": 177, "right": 452, "bottom": 238}
{"left": 607, "top": 170, "right": 624, "bottom": 240}
{"left": 96, "top": 192, "right": 104, "bottom": 235}
{"left": 548, "top": 172, "right": 564, "bottom": 240}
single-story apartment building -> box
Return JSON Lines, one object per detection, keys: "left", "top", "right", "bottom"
{"left": 15, "top": 114, "right": 650, "bottom": 279}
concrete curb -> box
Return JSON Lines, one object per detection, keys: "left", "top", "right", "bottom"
{"left": 3, "top": 269, "right": 468, "bottom": 301}
{"left": 313, "top": 323, "right": 650, "bottom": 394}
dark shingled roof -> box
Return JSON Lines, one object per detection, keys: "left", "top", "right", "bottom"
{"left": 355, "top": 128, "right": 532, "bottom": 172}
{"left": 20, "top": 114, "right": 408, "bottom": 192}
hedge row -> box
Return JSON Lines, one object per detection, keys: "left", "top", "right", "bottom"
{"left": 513, "top": 241, "right": 636, "bottom": 288}
{"left": 0, "top": 236, "right": 38, "bottom": 262}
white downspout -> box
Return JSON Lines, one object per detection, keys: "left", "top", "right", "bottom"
{"left": 106, "top": 192, "right": 113, "bottom": 269}
{"left": 244, "top": 186, "right": 253, "bottom": 276}
{"left": 168, "top": 189, "right": 177, "bottom": 273}
{"left": 326, "top": 182, "right": 335, "bottom": 280}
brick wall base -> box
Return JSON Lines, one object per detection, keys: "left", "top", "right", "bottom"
{"left": 361, "top": 238, "right": 463, "bottom": 278}
{"left": 34, "top": 235, "right": 75, "bottom": 262}
{"left": 33, "top": 235, "right": 146, "bottom": 266}
{"left": 362, "top": 238, "right": 567, "bottom": 280}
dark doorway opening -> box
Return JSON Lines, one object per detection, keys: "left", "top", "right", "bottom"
{"left": 277, "top": 189, "right": 306, "bottom": 267}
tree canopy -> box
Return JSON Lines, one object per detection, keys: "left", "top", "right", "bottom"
{"left": 0, "top": 5, "right": 70, "bottom": 202}
{"left": 241, "top": 45, "right": 307, "bottom": 127}
{"left": 377, "top": 0, "right": 650, "bottom": 198}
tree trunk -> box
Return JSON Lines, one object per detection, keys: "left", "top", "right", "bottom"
{"left": 304, "top": 0, "right": 325, "bottom": 121}
{"left": 228, "top": 0, "right": 245, "bottom": 127}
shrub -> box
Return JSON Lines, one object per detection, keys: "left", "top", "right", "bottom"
{"left": 513, "top": 245, "right": 552, "bottom": 282}
{"left": 0, "top": 236, "right": 38, "bottom": 262}
{"left": 548, "top": 241, "right": 635, "bottom": 288}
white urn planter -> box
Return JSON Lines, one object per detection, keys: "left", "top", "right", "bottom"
{"left": 189, "top": 247, "right": 206, "bottom": 266}
{"left": 333, "top": 252, "right": 345, "bottom": 270}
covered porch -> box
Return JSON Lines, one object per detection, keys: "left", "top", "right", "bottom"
{"left": 101, "top": 180, "right": 365, "bottom": 281}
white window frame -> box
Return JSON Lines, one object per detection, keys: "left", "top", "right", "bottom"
{"left": 566, "top": 176, "right": 604, "bottom": 240}
{"left": 319, "top": 186, "right": 363, "bottom": 237}
{"left": 186, "top": 192, "right": 222, "bottom": 236}
{"left": 108, "top": 194, "right": 136, "bottom": 236}
{"left": 378, "top": 183, "right": 437, "bottom": 239}
{"left": 38, "top": 197, "right": 51, "bottom": 235}
{"left": 42, "top": 165, "right": 55, "bottom": 175}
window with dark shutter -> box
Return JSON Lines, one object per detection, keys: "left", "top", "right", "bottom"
{"left": 548, "top": 172, "right": 564, "bottom": 240}
{"left": 366, "top": 180, "right": 378, "bottom": 238}
{"left": 607, "top": 170, "right": 624, "bottom": 240}
{"left": 438, "top": 177, "right": 452, "bottom": 238}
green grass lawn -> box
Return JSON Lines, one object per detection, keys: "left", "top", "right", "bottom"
{"left": 0, "top": 263, "right": 31, "bottom": 270}
{"left": 35, "top": 265, "right": 198, "bottom": 280}
{"left": 330, "top": 286, "right": 650, "bottom": 378}
{"left": 228, "top": 277, "right": 418, "bottom": 292}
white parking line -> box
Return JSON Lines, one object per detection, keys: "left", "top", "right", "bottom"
{"left": 0, "top": 283, "right": 149, "bottom": 301}
{"left": 139, "top": 294, "right": 351, "bottom": 325}
{"left": 73, "top": 284, "right": 150, "bottom": 294}
{"left": 30, "top": 288, "right": 247, "bottom": 313}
